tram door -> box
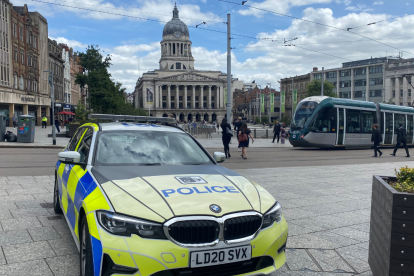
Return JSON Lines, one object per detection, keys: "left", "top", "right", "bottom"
{"left": 384, "top": 113, "right": 393, "bottom": 145}
{"left": 408, "top": 115, "right": 414, "bottom": 144}
{"left": 336, "top": 108, "right": 345, "bottom": 145}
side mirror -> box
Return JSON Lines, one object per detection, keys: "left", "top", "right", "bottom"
{"left": 213, "top": 152, "right": 226, "bottom": 163}
{"left": 58, "top": 151, "right": 82, "bottom": 165}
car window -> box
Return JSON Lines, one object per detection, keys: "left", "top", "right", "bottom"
{"left": 94, "top": 131, "right": 212, "bottom": 165}
{"left": 68, "top": 127, "right": 85, "bottom": 151}
{"left": 77, "top": 128, "right": 93, "bottom": 164}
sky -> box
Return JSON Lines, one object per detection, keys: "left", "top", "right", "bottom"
{"left": 18, "top": 0, "right": 414, "bottom": 92}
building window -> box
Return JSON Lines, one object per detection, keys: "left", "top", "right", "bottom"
{"left": 20, "top": 51, "right": 24, "bottom": 65}
{"left": 13, "top": 23, "right": 16, "bottom": 37}
{"left": 33, "top": 36, "right": 37, "bottom": 49}
{"left": 327, "top": 72, "right": 337, "bottom": 78}
{"left": 339, "top": 91, "right": 351, "bottom": 98}
{"left": 393, "top": 90, "right": 395, "bottom": 97}
{"left": 369, "top": 65, "right": 383, "bottom": 74}
{"left": 19, "top": 75, "right": 23, "bottom": 90}
{"left": 176, "top": 63, "right": 181, "bottom": 69}
{"left": 401, "top": 90, "right": 403, "bottom": 97}
{"left": 314, "top": 73, "right": 322, "bottom": 80}
{"left": 27, "top": 52, "right": 30, "bottom": 66}
{"left": 13, "top": 74, "right": 17, "bottom": 89}
{"left": 369, "top": 78, "right": 383, "bottom": 86}
{"left": 340, "top": 80, "right": 351, "bottom": 88}
{"left": 33, "top": 79, "right": 37, "bottom": 93}
{"left": 354, "top": 68, "right": 366, "bottom": 75}
{"left": 354, "top": 91, "right": 366, "bottom": 98}
{"left": 171, "top": 96, "right": 175, "bottom": 101}
{"left": 354, "top": 79, "right": 366, "bottom": 87}
{"left": 19, "top": 27, "right": 23, "bottom": 41}
{"left": 187, "top": 96, "right": 191, "bottom": 101}
{"left": 340, "top": 70, "right": 351, "bottom": 77}
{"left": 409, "top": 89, "right": 412, "bottom": 97}
{"left": 162, "top": 96, "right": 166, "bottom": 101}
{"left": 369, "top": 90, "right": 382, "bottom": 97}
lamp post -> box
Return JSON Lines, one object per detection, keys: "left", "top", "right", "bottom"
{"left": 257, "top": 84, "right": 262, "bottom": 122}
{"left": 267, "top": 83, "right": 271, "bottom": 123}
{"left": 44, "top": 70, "right": 56, "bottom": 145}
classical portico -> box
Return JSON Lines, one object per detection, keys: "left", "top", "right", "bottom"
{"left": 133, "top": 4, "right": 234, "bottom": 123}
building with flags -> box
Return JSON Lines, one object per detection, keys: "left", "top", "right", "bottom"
{"left": 133, "top": 4, "right": 241, "bottom": 123}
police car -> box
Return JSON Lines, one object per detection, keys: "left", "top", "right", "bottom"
{"left": 54, "top": 115, "right": 288, "bottom": 276}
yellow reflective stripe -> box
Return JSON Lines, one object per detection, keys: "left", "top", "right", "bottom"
{"left": 83, "top": 123, "right": 99, "bottom": 131}
{"left": 61, "top": 184, "right": 68, "bottom": 213}
{"left": 67, "top": 168, "right": 80, "bottom": 202}
{"left": 84, "top": 187, "right": 110, "bottom": 213}
{"left": 75, "top": 129, "right": 87, "bottom": 151}
{"left": 74, "top": 207, "right": 79, "bottom": 239}
{"left": 87, "top": 212, "right": 100, "bottom": 240}
{"left": 103, "top": 248, "right": 136, "bottom": 268}
{"left": 132, "top": 254, "right": 166, "bottom": 275}
{"left": 58, "top": 163, "right": 65, "bottom": 178}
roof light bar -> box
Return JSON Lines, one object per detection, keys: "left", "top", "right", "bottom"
{"left": 88, "top": 114, "right": 176, "bottom": 123}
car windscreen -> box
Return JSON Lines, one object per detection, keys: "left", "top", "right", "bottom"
{"left": 291, "top": 101, "right": 319, "bottom": 130}
{"left": 94, "top": 131, "right": 212, "bottom": 166}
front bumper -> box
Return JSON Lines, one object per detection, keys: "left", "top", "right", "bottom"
{"left": 93, "top": 214, "right": 288, "bottom": 276}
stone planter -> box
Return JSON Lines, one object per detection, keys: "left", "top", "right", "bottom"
{"left": 369, "top": 175, "right": 414, "bottom": 276}
{"left": 66, "top": 124, "right": 81, "bottom": 138}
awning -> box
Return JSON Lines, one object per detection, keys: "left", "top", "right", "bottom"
{"left": 58, "top": 111, "right": 75, "bottom": 115}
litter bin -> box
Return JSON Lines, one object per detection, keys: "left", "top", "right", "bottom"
{"left": 0, "top": 115, "right": 6, "bottom": 142}
{"left": 17, "top": 115, "right": 35, "bottom": 143}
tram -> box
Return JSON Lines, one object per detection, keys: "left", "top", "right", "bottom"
{"left": 289, "top": 96, "right": 414, "bottom": 148}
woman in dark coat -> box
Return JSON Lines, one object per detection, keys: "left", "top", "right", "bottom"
{"left": 371, "top": 124, "right": 383, "bottom": 157}
{"left": 221, "top": 118, "right": 232, "bottom": 158}
{"left": 238, "top": 122, "right": 254, "bottom": 159}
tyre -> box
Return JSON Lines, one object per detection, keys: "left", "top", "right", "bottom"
{"left": 80, "top": 216, "right": 94, "bottom": 276}
{"left": 53, "top": 176, "right": 63, "bottom": 214}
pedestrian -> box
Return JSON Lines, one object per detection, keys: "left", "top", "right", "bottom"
{"left": 216, "top": 122, "right": 220, "bottom": 134}
{"left": 54, "top": 115, "right": 60, "bottom": 133}
{"left": 238, "top": 122, "right": 254, "bottom": 159}
{"left": 221, "top": 118, "right": 232, "bottom": 158}
{"left": 12, "top": 113, "right": 17, "bottom": 129}
{"left": 69, "top": 117, "right": 73, "bottom": 123}
{"left": 60, "top": 117, "right": 64, "bottom": 128}
{"left": 234, "top": 117, "right": 243, "bottom": 152}
{"left": 280, "top": 123, "right": 287, "bottom": 144}
{"left": 193, "top": 121, "right": 197, "bottom": 137}
{"left": 272, "top": 120, "right": 281, "bottom": 143}
{"left": 391, "top": 124, "right": 410, "bottom": 157}
{"left": 41, "top": 116, "right": 48, "bottom": 129}
{"left": 371, "top": 124, "right": 383, "bottom": 157}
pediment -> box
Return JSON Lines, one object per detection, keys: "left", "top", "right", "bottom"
{"left": 157, "top": 73, "right": 221, "bottom": 82}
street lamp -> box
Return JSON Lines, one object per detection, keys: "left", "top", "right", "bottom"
{"left": 44, "top": 70, "right": 56, "bottom": 145}
{"left": 267, "top": 83, "right": 271, "bottom": 123}
{"left": 257, "top": 84, "right": 262, "bottom": 122}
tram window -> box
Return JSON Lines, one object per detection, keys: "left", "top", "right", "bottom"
{"left": 347, "top": 110, "right": 360, "bottom": 133}
{"left": 361, "top": 111, "right": 375, "bottom": 133}
{"left": 394, "top": 114, "right": 406, "bottom": 131}
{"left": 308, "top": 107, "right": 336, "bottom": 133}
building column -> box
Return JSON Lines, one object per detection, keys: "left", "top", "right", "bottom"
{"left": 45, "top": 106, "right": 50, "bottom": 126}
{"left": 336, "top": 71, "right": 340, "bottom": 96}
{"left": 403, "top": 76, "right": 408, "bottom": 106}
{"left": 36, "top": 106, "right": 42, "bottom": 126}
{"left": 395, "top": 78, "right": 400, "bottom": 105}
{"left": 192, "top": 86, "right": 196, "bottom": 109}
{"left": 200, "top": 85, "right": 204, "bottom": 108}
{"left": 23, "top": 104, "right": 28, "bottom": 115}
{"left": 167, "top": 85, "right": 171, "bottom": 109}
{"left": 8, "top": 103, "right": 14, "bottom": 127}
{"left": 159, "top": 85, "right": 163, "bottom": 108}
{"left": 155, "top": 85, "right": 159, "bottom": 108}
{"left": 216, "top": 85, "right": 220, "bottom": 108}
{"left": 351, "top": 68, "right": 354, "bottom": 100}
{"left": 176, "top": 85, "right": 179, "bottom": 109}
{"left": 384, "top": 78, "right": 392, "bottom": 103}
{"left": 411, "top": 76, "right": 414, "bottom": 105}
{"left": 184, "top": 86, "right": 188, "bottom": 109}
{"left": 366, "top": 67, "right": 370, "bottom": 102}
{"left": 208, "top": 85, "right": 212, "bottom": 109}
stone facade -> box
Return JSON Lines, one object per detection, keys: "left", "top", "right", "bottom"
{"left": 59, "top": 43, "right": 71, "bottom": 109}
{"left": 384, "top": 58, "right": 414, "bottom": 106}
{"left": 280, "top": 74, "right": 311, "bottom": 118}
{"left": 134, "top": 4, "right": 238, "bottom": 123}
{"left": 48, "top": 39, "right": 64, "bottom": 113}
{"left": 70, "top": 52, "right": 82, "bottom": 108}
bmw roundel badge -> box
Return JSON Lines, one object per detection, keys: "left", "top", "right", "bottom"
{"left": 209, "top": 204, "right": 222, "bottom": 213}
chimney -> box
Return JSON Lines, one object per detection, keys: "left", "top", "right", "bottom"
{"left": 313, "top": 67, "right": 318, "bottom": 72}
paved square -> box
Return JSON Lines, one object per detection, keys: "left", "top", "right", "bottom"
{"left": 0, "top": 161, "right": 412, "bottom": 275}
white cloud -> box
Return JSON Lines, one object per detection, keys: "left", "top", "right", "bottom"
{"left": 49, "top": 37, "right": 88, "bottom": 50}
{"left": 345, "top": 4, "right": 373, "bottom": 12}
{"left": 335, "top": 0, "right": 352, "bottom": 5}
{"left": 238, "top": 0, "right": 332, "bottom": 17}
{"left": 373, "top": 1, "right": 384, "bottom": 5}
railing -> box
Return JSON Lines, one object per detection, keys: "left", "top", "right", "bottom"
{"left": 181, "top": 123, "right": 216, "bottom": 138}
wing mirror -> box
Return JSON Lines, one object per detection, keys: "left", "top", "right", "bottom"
{"left": 58, "top": 151, "right": 83, "bottom": 165}
{"left": 213, "top": 152, "right": 226, "bottom": 163}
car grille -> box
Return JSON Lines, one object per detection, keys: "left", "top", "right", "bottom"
{"left": 168, "top": 220, "right": 220, "bottom": 244}
{"left": 223, "top": 215, "right": 262, "bottom": 241}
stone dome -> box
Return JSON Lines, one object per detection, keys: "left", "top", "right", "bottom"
{"left": 162, "top": 4, "right": 189, "bottom": 37}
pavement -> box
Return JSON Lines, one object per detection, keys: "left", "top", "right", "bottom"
{"left": 0, "top": 126, "right": 69, "bottom": 148}
{"left": 0, "top": 158, "right": 412, "bottom": 275}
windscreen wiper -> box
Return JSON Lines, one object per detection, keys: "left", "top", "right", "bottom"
{"left": 139, "top": 163, "right": 162, "bottom": 166}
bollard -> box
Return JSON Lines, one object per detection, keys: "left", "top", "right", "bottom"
{"left": 254, "top": 129, "right": 256, "bottom": 138}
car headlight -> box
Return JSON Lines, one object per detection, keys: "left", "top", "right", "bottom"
{"left": 97, "top": 211, "right": 167, "bottom": 240}
{"left": 261, "top": 202, "right": 282, "bottom": 229}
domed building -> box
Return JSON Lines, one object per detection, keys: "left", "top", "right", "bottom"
{"left": 134, "top": 4, "right": 239, "bottom": 123}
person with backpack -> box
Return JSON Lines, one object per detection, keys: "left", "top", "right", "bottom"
{"left": 371, "top": 124, "right": 383, "bottom": 157}
{"left": 221, "top": 118, "right": 232, "bottom": 158}
{"left": 238, "top": 122, "right": 254, "bottom": 159}
{"left": 391, "top": 124, "right": 410, "bottom": 157}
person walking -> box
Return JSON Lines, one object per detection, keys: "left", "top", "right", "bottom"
{"left": 12, "top": 113, "right": 17, "bottom": 129}
{"left": 272, "top": 121, "right": 281, "bottom": 143}
{"left": 234, "top": 117, "right": 243, "bottom": 152}
{"left": 54, "top": 115, "right": 60, "bottom": 133}
{"left": 391, "top": 124, "right": 410, "bottom": 157}
{"left": 238, "top": 122, "right": 254, "bottom": 159}
{"left": 192, "top": 121, "right": 197, "bottom": 137}
{"left": 41, "top": 116, "right": 48, "bottom": 128}
{"left": 221, "top": 118, "right": 232, "bottom": 158}
{"left": 371, "top": 124, "right": 382, "bottom": 157}
{"left": 60, "top": 117, "right": 64, "bottom": 128}
{"left": 280, "top": 123, "right": 287, "bottom": 144}
{"left": 216, "top": 122, "right": 220, "bottom": 134}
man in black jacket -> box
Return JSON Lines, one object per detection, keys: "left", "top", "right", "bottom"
{"left": 272, "top": 121, "right": 281, "bottom": 143}
{"left": 391, "top": 124, "right": 410, "bottom": 157}
{"left": 371, "top": 124, "right": 382, "bottom": 157}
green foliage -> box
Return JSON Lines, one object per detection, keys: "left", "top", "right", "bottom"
{"left": 261, "top": 115, "right": 269, "bottom": 124}
{"left": 75, "top": 45, "right": 146, "bottom": 116}
{"left": 75, "top": 100, "right": 89, "bottom": 125}
{"left": 384, "top": 99, "right": 395, "bottom": 105}
{"left": 306, "top": 80, "right": 337, "bottom": 98}
{"left": 394, "top": 166, "right": 414, "bottom": 193}
{"left": 282, "top": 113, "right": 291, "bottom": 126}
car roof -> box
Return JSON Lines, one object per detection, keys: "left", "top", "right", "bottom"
{"left": 99, "top": 122, "right": 184, "bottom": 132}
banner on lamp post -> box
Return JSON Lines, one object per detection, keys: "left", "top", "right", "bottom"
{"left": 293, "top": 90, "right": 298, "bottom": 112}
{"left": 224, "top": 88, "right": 227, "bottom": 106}
{"left": 270, "top": 93, "right": 274, "bottom": 112}
{"left": 146, "top": 87, "right": 154, "bottom": 106}
{"left": 281, "top": 91, "right": 285, "bottom": 113}
{"left": 261, "top": 94, "right": 265, "bottom": 113}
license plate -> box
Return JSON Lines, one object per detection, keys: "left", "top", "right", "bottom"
{"left": 190, "top": 245, "right": 251, "bottom": 268}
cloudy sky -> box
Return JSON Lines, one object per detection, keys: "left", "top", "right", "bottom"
{"left": 19, "top": 0, "right": 414, "bottom": 92}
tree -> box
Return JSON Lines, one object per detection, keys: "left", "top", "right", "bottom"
{"left": 282, "top": 113, "right": 291, "bottom": 126}
{"left": 75, "top": 45, "right": 146, "bottom": 116}
{"left": 306, "top": 80, "right": 337, "bottom": 98}
{"left": 383, "top": 99, "right": 395, "bottom": 105}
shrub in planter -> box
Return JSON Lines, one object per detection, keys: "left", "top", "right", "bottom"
{"left": 369, "top": 167, "right": 414, "bottom": 276}
{"left": 67, "top": 123, "right": 81, "bottom": 138}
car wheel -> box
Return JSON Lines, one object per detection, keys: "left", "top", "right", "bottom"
{"left": 80, "top": 216, "right": 95, "bottom": 276}
{"left": 53, "top": 176, "right": 62, "bottom": 214}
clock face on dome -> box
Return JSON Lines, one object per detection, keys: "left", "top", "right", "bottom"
{"left": 174, "top": 31, "right": 181, "bottom": 38}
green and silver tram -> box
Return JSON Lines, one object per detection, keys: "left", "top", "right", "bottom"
{"left": 289, "top": 96, "right": 414, "bottom": 148}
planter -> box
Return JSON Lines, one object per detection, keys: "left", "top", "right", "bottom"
{"left": 369, "top": 175, "right": 414, "bottom": 276}
{"left": 66, "top": 124, "right": 81, "bottom": 138}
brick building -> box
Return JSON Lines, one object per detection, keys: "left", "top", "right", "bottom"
{"left": 279, "top": 73, "right": 311, "bottom": 119}
{"left": 48, "top": 38, "right": 64, "bottom": 115}
{"left": 70, "top": 51, "right": 83, "bottom": 109}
